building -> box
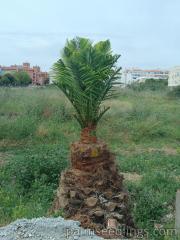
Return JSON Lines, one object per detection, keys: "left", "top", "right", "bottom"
{"left": 121, "top": 68, "right": 169, "bottom": 85}
{"left": 168, "top": 66, "right": 180, "bottom": 87}
{"left": 0, "top": 62, "right": 49, "bottom": 85}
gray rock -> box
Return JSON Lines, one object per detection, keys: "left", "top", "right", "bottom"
{"left": 0, "top": 217, "right": 103, "bottom": 240}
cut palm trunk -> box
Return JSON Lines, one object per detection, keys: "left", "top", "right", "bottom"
{"left": 52, "top": 140, "right": 134, "bottom": 238}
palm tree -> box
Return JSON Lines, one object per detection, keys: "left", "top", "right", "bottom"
{"left": 52, "top": 37, "right": 121, "bottom": 143}
{"left": 52, "top": 38, "right": 133, "bottom": 234}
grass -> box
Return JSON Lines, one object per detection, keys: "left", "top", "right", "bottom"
{"left": 0, "top": 86, "right": 179, "bottom": 239}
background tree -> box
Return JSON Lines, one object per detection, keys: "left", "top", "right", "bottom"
{"left": 13, "top": 71, "right": 32, "bottom": 86}
{"left": 129, "top": 78, "right": 168, "bottom": 91}
{"left": 44, "top": 77, "right": 50, "bottom": 85}
{"left": 0, "top": 71, "right": 32, "bottom": 86}
{"left": 52, "top": 37, "right": 121, "bottom": 143}
{"left": 0, "top": 73, "right": 17, "bottom": 86}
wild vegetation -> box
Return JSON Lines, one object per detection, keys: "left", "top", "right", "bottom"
{"left": 0, "top": 71, "right": 32, "bottom": 86}
{"left": 0, "top": 86, "right": 179, "bottom": 239}
{"left": 128, "top": 78, "right": 168, "bottom": 91}
{"left": 168, "top": 85, "right": 180, "bottom": 98}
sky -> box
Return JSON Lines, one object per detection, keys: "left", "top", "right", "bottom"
{"left": 0, "top": 0, "right": 180, "bottom": 71}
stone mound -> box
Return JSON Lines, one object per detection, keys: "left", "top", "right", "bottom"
{"left": 0, "top": 217, "right": 103, "bottom": 240}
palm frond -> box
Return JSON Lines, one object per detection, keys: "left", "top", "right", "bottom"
{"left": 52, "top": 37, "right": 121, "bottom": 128}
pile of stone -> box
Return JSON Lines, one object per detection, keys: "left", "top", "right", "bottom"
{"left": 52, "top": 141, "right": 134, "bottom": 238}
{"left": 0, "top": 217, "right": 103, "bottom": 240}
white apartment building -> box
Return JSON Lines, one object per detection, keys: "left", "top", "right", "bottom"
{"left": 168, "top": 66, "right": 180, "bottom": 87}
{"left": 121, "top": 68, "right": 169, "bottom": 85}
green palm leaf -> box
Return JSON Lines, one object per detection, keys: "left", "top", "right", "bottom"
{"left": 52, "top": 37, "right": 121, "bottom": 129}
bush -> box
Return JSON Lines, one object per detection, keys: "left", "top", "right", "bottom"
{"left": 127, "top": 171, "right": 178, "bottom": 229}
{"left": 0, "top": 187, "right": 22, "bottom": 225}
{"left": 0, "top": 73, "right": 17, "bottom": 86}
{"left": 129, "top": 78, "right": 168, "bottom": 91}
{"left": 13, "top": 71, "right": 32, "bottom": 86}
{"left": 0, "top": 179, "right": 57, "bottom": 224}
{"left": 0, "top": 116, "right": 37, "bottom": 140}
{"left": 3, "top": 145, "right": 68, "bottom": 192}
{"left": 0, "top": 71, "right": 32, "bottom": 86}
{"left": 126, "top": 171, "right": 179, "bottom": 240}
{"left": 168, "top": 86, "right": 180, "bottom": 98}
{"left": 0, "top": 144, "right": 68, "bottom": 224}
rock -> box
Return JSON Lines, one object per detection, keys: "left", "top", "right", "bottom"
{"left": 99, "top": 195, "right": 108, "bottom": 204}
{"left": 85, "top": 197, "right": 98, "bottom": 207}
{"left": 107, "top": 213, "right": 124, "bottom": 221}
{"left": 106, "top": 218, "right": 118, "bottom": 229}
{"left": 90, "top": 208, "right": 104, "bottom": 217}
{"left": 112, "top": 192, "right": 127, "bottom": 201}
{"left": 58, "top": 197, "right": 69, "bottom": 208}
{"left": 117, "top": 203, "right": 126, "bottom": 211}
{"left": 57, "top": 186, "right": 67, "bottom": 197}
{"left": 83, "top": 188, "right": 93, "bottom": 195}
{"left": 104, "top": 202, "right": 117, "bottom": 212}
{"left": 69, "top": 190, "right": 77, "bottom": 198}
{"left": 69, "top": 199, "right": 82, "bottom": 206}
{"left": 94, "top": 210, "right": 104, "bottom": 217}
{"left": 65, "top": 207, "right": 78, "bottom": 217}
{"left": 78, "top": 192, "right": 85, "bottom": 200}
{"left": 0, "top": 217, "right": 103, "bottom": 240}
{"left": 96, "top": 180, "right": 104, "bottom": 186}
{"left": 104, "top": 190, "right": 113, "bottom": 199}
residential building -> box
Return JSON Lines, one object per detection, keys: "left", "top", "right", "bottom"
{"left": 168, "top": 66, "right": 180, "bottom": 87}
{"left": 0, "top": 62, "right": 49, "bottom": 85}
{"left": 121, "top": 68, "right": 169, "bottom": 85}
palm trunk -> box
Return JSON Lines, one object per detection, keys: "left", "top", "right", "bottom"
{"left": 80, "top": 125, "right": 97, "bottom": 144}
{"left": 52, "top": 139, "right": 134, "bottom": 238}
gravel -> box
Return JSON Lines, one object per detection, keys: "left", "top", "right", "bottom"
{"left": 0, "top": 217, "right": 103, "bottom": 240}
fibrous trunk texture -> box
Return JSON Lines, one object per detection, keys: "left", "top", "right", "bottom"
{"left": 80, "top": 126, "right": 97, "bottom": 144}
{"left": 52, "top": 141, "right": 134, "bottom": 238}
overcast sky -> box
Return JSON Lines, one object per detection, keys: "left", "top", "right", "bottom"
{"left": 0, "top": 0, "right": 179, "bottom": 71}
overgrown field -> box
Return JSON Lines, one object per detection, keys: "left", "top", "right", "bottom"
{"left": 0, "top": 86, "right": 179, "bottom": 239}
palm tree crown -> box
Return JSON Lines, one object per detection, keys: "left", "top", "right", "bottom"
{"left": 52, "top": 37, "right": 121, "bottom": 134}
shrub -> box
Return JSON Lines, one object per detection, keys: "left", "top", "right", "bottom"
{"left": 13, "top": 71, "right": 32, "bottom": 86}
{"left": 129, "top": 78, "right": 168, "bottom": 91}
{"left": 2, "top": 144, "right": 68, "bottom": 192}
{"left": 127, "top": 171, "right": 178, "bottom": 229}
{"left": 0, "top": 187, "right": 22, "bottom": 225}
{"left": 0, "top": 71, "right": 32, "bottom": 86}
{"left": 168, "top": 86, "right": 180, "bottom": 98}
{"left": 0, "top": 144, "right": 68, "bottom": 224}
{"left": 0, "top": 179, "right": 57, "bottom": 223}
{"left": 0, "top": 116, "right": 37, "bottom": 140}
{"left": 0, "top": 73, "right": 17, "bottom": 86}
